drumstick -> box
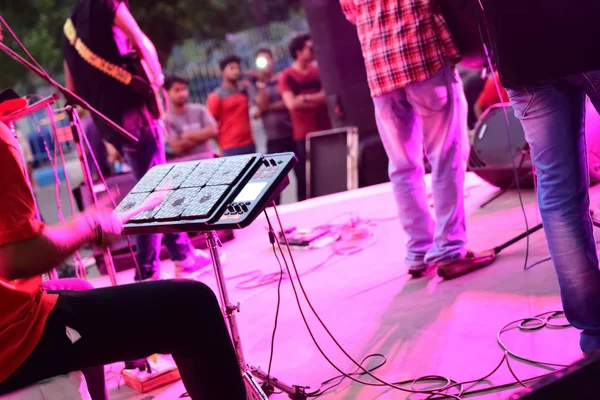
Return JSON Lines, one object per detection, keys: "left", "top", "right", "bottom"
{"left": 118, "top": 190, "right": 168, "bottom": 224}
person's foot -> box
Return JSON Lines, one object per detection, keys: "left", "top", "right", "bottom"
{"left": 436, "top": 250, "right": 496, "bottom": 280}
{"left": 134, "top": 271, "right": 172, "bottom": 282}
{"left": 174, "top": 248, "right": 223, "bottom": 279}
{"left": 408, "top": 263, "right": 432, "bottom": 278}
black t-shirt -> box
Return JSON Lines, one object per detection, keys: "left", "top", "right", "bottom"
{"left": 480, "top": 0, "right": 600, "bottom": 88}
{"left": 62, "top": 0, "right": 151, "bottom": 147}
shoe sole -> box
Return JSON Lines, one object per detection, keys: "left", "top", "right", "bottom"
{"left": 437, "top": 253, "right": 497, "bottom": 280}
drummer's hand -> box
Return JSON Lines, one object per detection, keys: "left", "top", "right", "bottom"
{"left": 84, "top": 210, "right": 123, "bottom": 247}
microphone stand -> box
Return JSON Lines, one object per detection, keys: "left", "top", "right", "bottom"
{"left": 0, "top": 41, "right": 137, "bottom": 144}
{"left": 0, "top": 34, "right": 138, "bottom": 287}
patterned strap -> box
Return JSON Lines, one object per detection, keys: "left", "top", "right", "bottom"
{"left": 63, "top": 18, "right": 133, "bottom": 86}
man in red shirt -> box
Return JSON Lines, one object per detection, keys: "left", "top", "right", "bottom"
{"left": 340, "top": 0, "right": 495, "bottom": 278}
{"left": 0, "top": 120, "right": 245, "bottom": 399}
{"left": 278, "top": 34, "right": 332, "bottom": 201}
{"left": 207, "top": 56, "right": 256, "bottom": 157}
{"left": 473, "top": 72, "right": 510, "bottom": 120}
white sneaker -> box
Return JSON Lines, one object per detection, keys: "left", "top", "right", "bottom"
{"left": 174, "top": 249, "right": 224, "bottom": 279}
{"left": 137, "top": 271, "right": 173, "bottom": 282}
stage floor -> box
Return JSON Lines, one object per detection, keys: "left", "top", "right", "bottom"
{"left": 89, "top": 173, "right": 597, "bottom": 399}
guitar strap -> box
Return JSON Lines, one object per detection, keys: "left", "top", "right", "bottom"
{"left": 63, "top": 18, "right": 133, "bottom": 86}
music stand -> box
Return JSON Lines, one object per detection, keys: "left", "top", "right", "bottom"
{"left": 121, "top": 153, "right": 307, "bottom": 400}
{"left": 205, "top": 230, "right": 306, "bottom": 400}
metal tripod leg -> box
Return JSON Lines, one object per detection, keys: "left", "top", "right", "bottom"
{"left": 205, "top": 231, "right": 306, "bottom": 400}
{"left": 479, "top": 185, "right": 512, "bottom": 209}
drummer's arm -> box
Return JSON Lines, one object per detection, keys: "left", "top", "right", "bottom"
{"left": 0, "top": 122, "right": 117, "bottom": 280}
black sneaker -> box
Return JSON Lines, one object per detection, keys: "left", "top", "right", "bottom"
{"left": 408, "top": 264, "right": 431, "bottom": 278}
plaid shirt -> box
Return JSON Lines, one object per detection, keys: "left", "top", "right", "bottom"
{"left": 340, "top": 0, "right": 460, "bottom": 97}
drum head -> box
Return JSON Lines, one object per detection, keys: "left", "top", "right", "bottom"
{"left": 471, "top": 101, "right": 600, "bottom": 188}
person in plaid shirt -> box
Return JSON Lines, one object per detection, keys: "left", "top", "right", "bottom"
{"left": 340, "top": 0, "right": 495, "bottom": 278}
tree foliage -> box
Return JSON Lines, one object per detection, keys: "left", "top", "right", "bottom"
{"left": 0, "top": 0, "right": 300, "bottom": 91}
{"left": 0, "top": 0, "right": 75, "bottom": 91}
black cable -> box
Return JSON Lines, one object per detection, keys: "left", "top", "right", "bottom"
{"left": 266, "top": 208, "right": 454, "bottom": 396}
{"left": 230, "top": 214, "right": 389, "bottom": 290}
{"left": 305, "top": 354, "right": 387, "bottom": 397}
{"left": 265, "top": 204, "right": 573, "bottom": 399}
{"left": 264, "top": 205, "right": 284, "bottom": 389}
{"left": 479, "top": 38, "right": 532, "bottom": 271}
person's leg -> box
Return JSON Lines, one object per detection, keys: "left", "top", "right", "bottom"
{"left": 372, "top": 89, "right": 434, "bottom": 271}
{"left": 508, "top": 78, "right": 600, "bottom": 353}
{"left": 222, "top": 143, "right": 257, "bottom": 157}
{"left": 0, "top": 281, "right": 246, "bottom": 399}
{"left": 39, "top": 279, "right": 107, "bottom": 400}
{"left": 267, "top": 137, "right": 293, "bottom": 154}
{"left": 294, "top": 139, "right": 307, "bottom": 201}
{"left": 267, "top": 138, "right": 296, "bottom": 204}
{"left": 122, "top": 124, "right": 193, "bottom": 279}
{"left": 406, "top": 64, "right": 469, "bottom": 266}
{"left": 85, "top": 121, "right": 112, "bottom": 178}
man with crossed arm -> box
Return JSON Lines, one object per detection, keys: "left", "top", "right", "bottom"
{"left": 164, "top": 76, "right": 218, "bottom": 159}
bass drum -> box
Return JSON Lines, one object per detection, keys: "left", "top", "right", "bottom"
{"left": 469, "top": 101, "right": 600, "bottom": 188}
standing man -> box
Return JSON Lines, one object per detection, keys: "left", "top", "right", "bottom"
{"left": 164, "top": 76, "right": 218, "bottom": 158}
{"left": 207, "top": 56, "right": 256, "bottom": 157}
{"left": 248, "top": 48, "right": 296, "bottom": 203}
{"left": 62, "top": 0, "right": 210, "bottom": 281}
{"left": 479, "top": 0, "right": 600, "bottom": 356}
{"left": 278, "top": 34, "right": 331, "bottom": 201}
{"left": 340, "top": 1, "right": 495, "bottom": 278}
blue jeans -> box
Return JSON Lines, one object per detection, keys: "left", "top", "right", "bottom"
{"left": 221, "top": 143, "right": 256, "bottom": 157}
{"left": 507, "top": 71, "right": 600, "bottom": 353}
{"left": 294, "top": 140, "right": 307, "bottom": 201}
{"left": 372, "top": 64, "right": 469, "bottom": 267}
{"left": 121, "top": 124, "right": 193, "bottom": 279}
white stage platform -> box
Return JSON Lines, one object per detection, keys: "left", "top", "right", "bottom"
{"left": 89, "top": 172, "right": 599, "bottom": 399}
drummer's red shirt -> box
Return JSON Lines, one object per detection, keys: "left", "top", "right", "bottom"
{"left": 0, "top": 125, "right": 58, "bottom": 383}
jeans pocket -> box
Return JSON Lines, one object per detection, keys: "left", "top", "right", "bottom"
{"left": 409, "top": 82, "right": 449, "bottom": 114}
{"left": 407, "top": 66, "right": 451, "bottom": 114}
{"left": 506, "top": 88, "right": 535, "bottom": 119}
